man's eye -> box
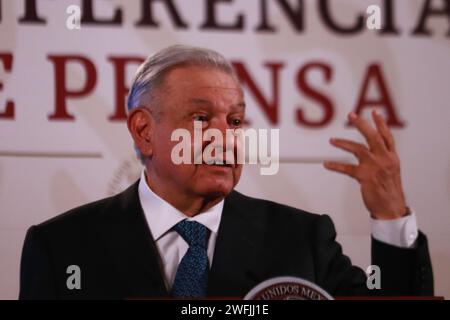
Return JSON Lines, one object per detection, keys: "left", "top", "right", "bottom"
{"left": 232, "top": 119, "right": 242, "bottom": 126}
{"left": 194, "top": 115, "right": 208, "bottom": 122}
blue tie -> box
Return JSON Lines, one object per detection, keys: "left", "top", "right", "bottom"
{"left": 171, "top": 220, "right": 210, "bottom": 298}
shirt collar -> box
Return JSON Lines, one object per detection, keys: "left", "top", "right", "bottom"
{"left": 138, "top": 170, "right": 224, "bottom": 241}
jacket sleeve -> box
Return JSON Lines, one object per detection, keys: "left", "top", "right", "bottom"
{"left": 312, "top": 214, "right": 434, "bottom": 298}
{"left": 19, "top": 226, "right": 57, "bottom": 300}
{"left": 371, "top": 231, "right": 434, "bottom": 296}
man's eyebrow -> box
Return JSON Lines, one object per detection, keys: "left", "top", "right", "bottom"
{"left": 188, "top": 98, "right": 246, "bottom": 109}
{"left": 235, "top": 102, "right": 246, "bottom": 109}
{"left": 188, "top": 98, "right": 213, "bottom": 106}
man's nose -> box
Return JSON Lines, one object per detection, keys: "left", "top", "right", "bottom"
{"left": 210, "top": 116, "right": 231, "bottom": 134}
{"left": 205, "top": 118, "right": 236, "bottom": 155}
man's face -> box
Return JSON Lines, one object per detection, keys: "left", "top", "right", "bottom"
{"left": 149, "top": 65, "right": 245, "bottom": 200}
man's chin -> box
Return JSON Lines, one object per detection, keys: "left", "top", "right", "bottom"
{"left": 195, "top": 182, "right": 235, "bottom": 199}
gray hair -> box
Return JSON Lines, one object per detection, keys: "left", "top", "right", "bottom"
{"left": 127, "top": 44, "right": 237, "bottom": 113}
{"left": 127, "top": 45, "right": 238, "bottom": 163}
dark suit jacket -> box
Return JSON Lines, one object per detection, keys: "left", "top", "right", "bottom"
{"left": 19, "top": 180, "right": 434, "bottom": 299}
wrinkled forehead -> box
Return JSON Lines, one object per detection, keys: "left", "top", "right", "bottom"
{"left": 161, "top": 65, "right": 245, "bottom": 111}
{"left": 162, "top": 65, "right": 243, "bottom": 94}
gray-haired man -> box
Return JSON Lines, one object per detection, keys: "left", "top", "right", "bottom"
{"left": 20, "top": 45, "right": 433, "bottom": 299}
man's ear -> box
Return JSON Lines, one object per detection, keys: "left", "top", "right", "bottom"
{"left": 127, "top": 107, "right": 154, "bottom": 158}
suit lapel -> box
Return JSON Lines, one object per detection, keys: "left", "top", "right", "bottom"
{"left": 98, "top": 184, "right": 269, "bottom": 299}
{"left": 98, "top": 180, "right": 168, "bottom": 299}
{"left": 207, "top": 191, "right": 267, "bottom": 298}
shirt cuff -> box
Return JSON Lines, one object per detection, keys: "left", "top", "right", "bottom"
{"left": 370, "top": 208, "right": 419, "bottom": 248}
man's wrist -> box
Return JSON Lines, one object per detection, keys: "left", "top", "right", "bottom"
{"left": 371, "top": 205, "right": 409, "bottom": 220}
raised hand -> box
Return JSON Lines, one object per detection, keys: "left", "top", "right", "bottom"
{"left": 324, "top": 111, "right": 407, "bottom": 220}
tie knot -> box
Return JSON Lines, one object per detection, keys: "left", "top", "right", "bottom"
{"left": 174, "top": 220, "right": 210, "bottom": 248}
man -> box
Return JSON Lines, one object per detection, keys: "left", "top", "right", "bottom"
{"left": 19, "top": 45, "right": 433, "bottom": 299}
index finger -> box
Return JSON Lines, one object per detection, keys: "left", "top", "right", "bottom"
{"left": 372, "top": 110, "right": 396, "bottom": 152}
{"left": 348, "top": 112, "right": 387, "bottom": 154}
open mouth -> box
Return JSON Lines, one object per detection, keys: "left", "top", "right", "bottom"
{"left": 202, "top": 161, "right": 233, "bottom": 168}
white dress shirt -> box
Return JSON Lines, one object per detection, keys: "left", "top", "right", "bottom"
{"left": 138, "top": 170, "right": 418, "bottom": 290}
{"left": 138, "top": 171, "right": 223, "bottom": 289}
